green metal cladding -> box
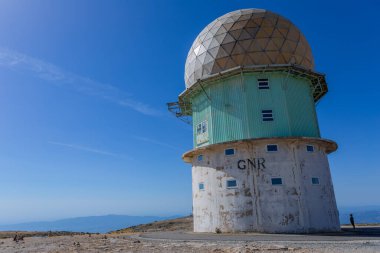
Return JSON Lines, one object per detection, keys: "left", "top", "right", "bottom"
{"left": 192, "top": 72, "right": 320, "bottom": 147}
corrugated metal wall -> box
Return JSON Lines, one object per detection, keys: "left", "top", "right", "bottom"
{"left": 284, "top": 76, "right": 320, "bottom": 137}
{"left": 192, "top": 91, "right": 212, "bottom": 147}
{"left": 245, "top": 73, "right": 291, "bottom": 138}
{"left": 191, "top": 72, "right": 321, "bottom": 148}
{"left": 210, "top": 76, "right": 248, "bottom": 144}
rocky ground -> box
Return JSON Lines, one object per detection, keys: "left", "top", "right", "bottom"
{"left": 0, "top": 231, "right": 86, "bottom": 239}
{"left": 0, "top": 233, "right": 379, "bottom": 253}
{"left": 0, "top": 217, "right": 379, "bottom": 253}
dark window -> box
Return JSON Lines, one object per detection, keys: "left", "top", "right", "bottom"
{"left": 201, "top": 121, "right": 207, "bottom": 133}
{"left": 262, "top": 110, "right": 273, "bottom": 121}
{"left": 226, "top": 179, "right": 237, "bottom": 188}
{"left": 306, "top": 145, "right": 314, "bottom": 152}
{"left": 196, "top": 124, "right": 202, "bottom": 135}
{"left": 258, "top": 78, "right": 269, "bottom": 89}
{"left": 271, "top": 178, "right": 283, "bottom": 185}
{"left": 197, "top": 155, "right": 203, "bottom": 161}
{"left": 199, "top": 183, "right": 205, "bottom": 190}
{"left": 196, "top": 121, "right": 208, "bottom": 135}
{"left": 312, "top": 177, "right": 320, "bottom": 185}
{"left": 225, "top": 148, "right": 235, "bottom": 156}
{"left": 267, "top": 144, "right": 278, "bottom": 152}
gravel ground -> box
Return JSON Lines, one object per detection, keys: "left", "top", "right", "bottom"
{"left": 0, "top": 233, "right": 379, "bottom": 253}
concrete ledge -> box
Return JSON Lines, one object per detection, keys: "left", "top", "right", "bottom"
{"left": 183, "top": 137, "right": 337, "bottom": 163}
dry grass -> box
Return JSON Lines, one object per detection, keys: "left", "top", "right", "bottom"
{"left": 0, "top": 231, "right": 86, "bottom": 239}
{"left": 111, "top": 216, "right": 193, "bottom": 234}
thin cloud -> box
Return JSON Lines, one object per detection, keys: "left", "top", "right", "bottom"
{"left": 133, "top": 136, "right": 181, "bottom": 150}
{"left": 48, "top": 141, "right": 129, "bottom": 158}
{"left": 0, "top": 47, "right": 162, "bottom": 116}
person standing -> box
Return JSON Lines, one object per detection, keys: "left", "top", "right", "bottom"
{"left": 350, "top": 214, "right": 355, "bottom": 229}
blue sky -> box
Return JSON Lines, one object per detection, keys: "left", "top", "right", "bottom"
{"left": 0, "top": 0, "right": 379, "bottom": 224}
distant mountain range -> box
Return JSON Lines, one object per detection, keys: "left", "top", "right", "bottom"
{"left": 0, "top": 206, "right": 379, "bottom": 233}
{"left": 0, "top": 215, "right": 180, "bottom": 233}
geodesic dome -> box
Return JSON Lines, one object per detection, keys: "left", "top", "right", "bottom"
{"left": 185, "top": 9, "right": 314, "bottom": 88}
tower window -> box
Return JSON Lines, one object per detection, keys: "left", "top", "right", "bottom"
{"left": 226, "top": 179, "right": 237, "bottom": 188}
{"left": 196, "top": 121, "right": 208, "bottom": 135}
{"left": 196, "top": 120, "right": 209, "bottom": 145}
{"left": 196, "top": 124, "right": 202, "bottom": 135}
{"left": 199, "top": 183, "right": 205, "bottom": 190}
{"left": 202, "top": 121, "right": 207, "bottom": 133}
{"left": 267, "top": 144, "right": 278, "bottom": 152}
{"left": 271, "top": 178, "right": 283, "bottom": 185}
{"left": 258, "top": 78, "right": 269, "bottom": 89}
{"left": 306, "top": 145, "right": 314, "bottom": 152}
{"left": 197, "top": 155, "right": 203, "bottom": 161}
{"left": 225, "top": 148, "right": 235, "bottom": 156}
{"left": 312, "top": 177, "right": 320, "bottom": 185}
{"left": 262, "top": 110, "right": 273, "bottom": 121}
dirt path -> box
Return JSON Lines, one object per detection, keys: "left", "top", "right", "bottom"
{"left": 138, "top": 226, "right": 380, "bottom": 242}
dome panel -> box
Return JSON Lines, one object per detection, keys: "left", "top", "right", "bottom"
{"left": 184, "top": 9, "right": 314, "bottom": 88}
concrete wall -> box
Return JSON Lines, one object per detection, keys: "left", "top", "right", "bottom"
{"left": 189, "top": 138, "right": 340, "bottom": 233}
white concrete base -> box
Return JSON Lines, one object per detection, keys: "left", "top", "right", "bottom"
{"left": 183, "top": 137, "right": 340, "bottom": 233}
